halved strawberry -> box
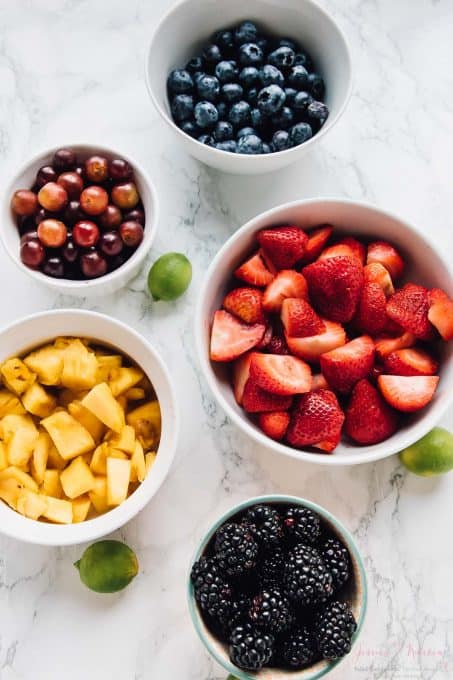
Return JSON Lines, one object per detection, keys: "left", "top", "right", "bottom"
{"left": 242, "top": 377, "right": 293, "bottom": 412}
{"left": 301, "top": 225, "right": 333, "bottom": 264}
{"left": 354, "top": 281, "right": 387, "bottom": 336}
{"left": 286, "top": 320, "right": 347, "bottom": 362}
{"left": 234, "top": 250, "right": 275, "bottom": 287}
{"left": 345, "top": 379, "right": 398, "bottom": 445}
{"left": 386, "top": 283, "right": 434, "bottom": 341}
{"left": 319, "top": 237, "right": 365, "bottom": 264}
{"left": 232, "top": 352, "right": 257, "bottom": 404}
{"left": 312, "top": 373, "right": 329, "bottom": 390}
{"left": 281, "top": 298, "right": 325, "bottom": 337}
{"left": 374, "top": 332, "right": 415, "bottom": 359}
{"left": 265, "top": 333, "right": 289, "bottom": 355}
{"left": 367, "top": 241, "right": 404, "bottom": 280}
{"left": 250, "top": 353, "right": 312, "bottom": 396}
{"left": 320, "top": 335, "right": 375, "bottom": 394}
{"left": 303, "top": 255, "right": 364, "bottom": 323}
{"left": 257, "top": 225, "right": 308, "bottom": 270}
{"left": 337, "top": 237, "right": 366, "bottom": 264}
{"left": 210, "top": 311, "right": 265, "bottom": 362}
{"left": 378, "top": 375, "right": 439, "bottom": 412}
{"left": 363, "top": 262, "right": 394, "bottom": 297}
{"left": 428, "top": 288, "right": 453, "bottom": 341}
{"left": 258, "top": 411, "right": 290, "bottom": 441}
{"left": 262, "top": 270, "right": 308, "bottom": 313}
{"left": 318, "top": 243, "right": 357, "bottom": 261}
{"left": 256, "top": 324, "right": 273, "bottom": 349}
{"left": 286, "top": 389, "right": 345, "bottom": 453}
{"left": 383, "top": 348, "right": 439, "bottom": 377}
{"left": 223, "top": 287, "right": 265, "bottom": 324}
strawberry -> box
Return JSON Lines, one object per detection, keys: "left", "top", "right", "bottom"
{"left": 337, "top": 237, "right": 366, "bottom": 264}
{"left": 235, "top": 250, "right": 275, "bottom": 287}
{"left": 256, "top": 324, "right": 273, "bottom": 349}
{"left": 319, "top": 237, "right": 365, "bottom": 264}
{"left": 428, "top": 288, "right": 453, "bottom": 340}
{"left": 363, "top": 262, "right": 394, "bottom": 297}
{"left": 223, "top": 287, "right": 265, "bottom": 324}
{"left": 257, "top": 225, "right": 308, "bottom": 270}
{"left": 301, "top": 225, "right": 333, "bottom": 263}
{"left": 232, "top": 352, "right": 256, "bottom": 404}
{"left": 286, "top": 320, "right": 346, "bottom": 362}
{"left": 210, "top": 311, "right": 265, "bottom": 362}
{"left": 312, "top": 373, "right": 329, "bottom": 390}
{"left": 374, "top": 332, "right": 415, "bottom": 359}
{"left": 378, "top": 375, "right": 439, "bottom": 413}
{"left": 262, "top": 270, "right": 308, "bottom": 313}
{"left": 383, "top": 348, "right": 439, "bottom": 376}
{"left": 303, "top": 255, "right": 364, "bottom": 323}
{"left": 354, "top": 281, "right": 387, "bottom": 336}
{"left": 367, "top": 241, "right": 404, "bottom": 280}
{"left": 281, "top": 298, "right": 325, "bottom": 337}
{"left": 242, "top": 377, "right": 293, "bottom": 413}
{"left": 286, "top": 389, "right": 345, "bottom": 453}
{"left": 258, "top": 411, "right": 290, "bottom": 441}
{"left": 320, "top": 335, "right": 375, "bottom": 394}
{"left": 250, "top": 353, "right": 312, "bottom": 396}
{"left": 266, "top": 333, "right": 289, "bottom": 355}
{"left": 386, "top": 283, "right": 434, "bottom": 341}
{"left": 345, "top": 379, "right": 398, "bottom": 445}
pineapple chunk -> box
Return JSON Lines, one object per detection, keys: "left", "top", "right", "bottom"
{"left": 72, "top": 494, "right": 91, "bottom": 523}
{"left": 16, "top": 489, "right": 47, "bottom": 520}
{"left": 31, "top": 432, "right": 51, "bottom": 484}
{"left": 126, "top": 401, "right": 161, "bottom": 449}
{"left": 0, "top": 442, "right": 7, "bottom": 471}
{"left": 107, "top": 425, "right": 135, "bottom": 455}
{"left": 0, "top": 390, "right": 26, "bottom": 417}
{"left": 90, "top": 443, "right": 127, "bottom": 476}
{"left": 23, "top": 344, "right": 63, "bottom": 385}
{"left": 89, "top": 476, "right": 109, "bottom": 513}
{"left": 68, "top": 400, "right": 105, "bottom": 443}
{"left": 47, "top": 444, "right": 66, "bottom": 470}
{"left": 60, "top": 456, "right": 95, "bottom": 499}
{"left": 109, "top": 367, "right": 144, "bottom": 397}
{"left": 41, "top": 411, "right": 95, "bottom": 461}
{"left": 0, "top": 477, "right": 22, "bottom": 508}
{"left": 54, "top": 337, "right": 89, "bottom": 349}
{"left": 130, "top": 441, "right": 146, "bottom": 483}
{"left": 42, "top": 496, "right": 73, "bottom": 523}
{"left": 1, "top": 414, "right": 39, "bottom": 466}
{"left": 124, "top": 387, "right": 146, "bottom": 401}
{"left": 41, "top": 469, "right": 62, "bottom": 498}
{"left": 61, "top": 339, "right": 98, "bottom": 391}
{"left": 82, "top": 383, "right": 125, "bottom": 433}
{"left": 96, "top": 355, "right": 122, "bottom": 383}
{"left": 0, "top": 358, "right": 36, "bottom": 395}
{"left": 22, "top": 382, "right": 57, "bottom": 418}
{"left": 106, "top": 457, "right": 131, "bottom": 506}
{"left": 145, "top": 451, "right": 157, "bottom": 476}
{"left": 117, "top": 395, "right": 127, "bottom": 411}
{"left": 0, "top": 466, "right": 38, "bottom": 492}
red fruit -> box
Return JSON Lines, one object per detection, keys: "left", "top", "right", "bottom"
{"left": 345, "top": 379, "right": 398, "bottom": 445}
{"left": 320, "top": 335, "right": 375, "bottom": 394}
{"left": 266, "top": 334, "right": 289, "bottom": 355}
{"left": 256, "top": 325, "right": 273, "bottom": 349}
{"left": 119, "top": 221, "right": 144, "bottom": 248}
{"left": 80, "top": 185, "right": 109, "bottom": 216}
{"left": 428, "top": 288, "right": 453, "bottom": 341}
{"left": 363, "top": 262, "right": 394, "bottom": 297}
{"left": 286, "top": 320, "right": 346, "bottom": 362}
{"left": 232, "top": 352, "right": 256, "bottom": 404}
{"left": 250, "top": 354, "right": 312, "bottom": 396}
{"left": 210, "top": 311, "right": 265, "bottom": 362}
{"left": 354, "top": 282, "right": 387, "bottom": 336}
{"left": 242, "top": 378, "right": 292, "bottom": 413}
{"left": 286, "top": 389, "right": 345, "bottom": 453}
{"left": 57, "top": 171, "right": 84, "bottom": 199}
{"left": 223, "top": 287, "right": 265, "bottom": 324}
{"left": 281, "top": 298, "right": 325, "bottom": 337}
{"left": 337, "top": 237, "right": 366, "bottom": 264}
{"left": 73, "top": 220, "right": 100, "bottom": 248}
{"left": 11, "top": 189, "right": 38, "bottom": 217}
{"left": 312, "top": 373, "right": 329, "bottom": 390}
{"left": 38, "top": 182, "right": 68, "bottom": 212}
{"left": 258, "top": 411, "right": 290, "bottom": 441}
{"left": 235, "top": 250, "right": 275, "bottom": 287}
{"left": 303, "top": 255, "right": 364, "bottom": 323}
{"left": 318, "top": 237, "right": 365, "bottom": 264}
{"left": 384, "top": 348, "right": 439, "bottom": 377}
{"left": 378, "top": 375, "right": 439, "bottom": 413}
{"left": 37, "top": 219, "right": 67, "bottom": 248}
{"left": 386, "top": 283, "right": 434, "bottom": 341}
{"left": 111, "top": 182, "right": 140, "bottom": 210}
{"left": 374, "top": 332, "right": 415, "bottom": 359}
{"left": 262, "top": 270, "right": 307, "bottom": 313}
{"left": 257, "top": 225, "right": 308, "bottom": 270}
{"left": 301, "top": 225, "right": 333, "bottom": 264}
{"left": 367, "top": 241, "right": 404, "bottom": 280}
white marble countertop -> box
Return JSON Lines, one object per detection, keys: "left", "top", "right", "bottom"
{"left": 1, "top": 0, "right": 453, "bottom": 678}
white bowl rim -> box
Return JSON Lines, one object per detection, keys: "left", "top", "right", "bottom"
{"left": 195, "top": 196, "right": 453, "bottom": 466}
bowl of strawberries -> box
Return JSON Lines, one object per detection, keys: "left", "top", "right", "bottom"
{"left": 195, "top": 199, "right": 453, "bottom": 465}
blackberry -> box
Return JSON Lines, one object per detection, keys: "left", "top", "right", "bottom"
{"left": 283, "top": 506, "right": 322, "bottom": 545}
{"left": 284, "top": 544, "right": 333, "bottom": 606}
{"left": 280, "top": 626, "right": 317, "bottom": 669}
{"left": 214, "top": 523, "right": 258, "bottom": 576}
{"left": 258, "top": 547, "right": 285, "bottom": 588}
{"left": 190, "top": 557, "right": 233, "bottom": 625}
{"left": 314, "top": 600, "right": 357, "bottom": 659}
{"left": 249, "top": 589, "right": 293, "bottom": 634}
{"left": 229, "top": 623, "right": 274, "bottom": 671}
{"left": 244, "top": 504, "right": 284, "bottom": 549}
{"left": 322, "top": 538, "right": 351, "bottom": 591}
{"left": 227, "top": 592, "right": 252, "bottom": 631}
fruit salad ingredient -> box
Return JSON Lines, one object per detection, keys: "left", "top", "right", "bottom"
{"left": 75, "top": 540, "right": 138, "bottom": 592}
{"left": 399, "top": 427, "right": 453, "bottom": 476}
{"left": 147, "top": 252, "right": 192, "bottom": 301}
{"left": 345, "top": 379, "right": 398, "bottom": 445}
{"left": 377, "top": 375, "right": 439, "bottom": 412}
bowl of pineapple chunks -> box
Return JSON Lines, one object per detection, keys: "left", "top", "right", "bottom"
{"left": 0, "top": 309, "right": 178, "bottom": 545}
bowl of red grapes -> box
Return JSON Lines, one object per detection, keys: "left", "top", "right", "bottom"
{"left": 3, "top": 145, "right": 157, "bottom": 296}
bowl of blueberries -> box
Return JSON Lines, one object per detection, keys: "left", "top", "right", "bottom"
{"left": 146, "top": 0, "right": 352, "bottom": 174}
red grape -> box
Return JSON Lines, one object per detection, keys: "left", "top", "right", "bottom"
{"left": 11, "top": 190, "right": 38, "bottom": 217}
{"left": 53, "top": 148, "right": 76, "bottom": 171}
{"left": 62, "top": 239, "right": 79, "bottom": 263}
{"left": 73, "top": 220, "right": 100, "bottom": 248}
{"left": 111, "top": 182, "right": 139, "bottom": 209}
{"left": 38, "top": 182, "right": 68, "bottom": 212}
{"left": 85, "top": 155, "right": 109, "bottom": 183}
{"left": 109, "top": 158, "right": 133, "bottom": 181}
{"left": 20, "top": 239, "right": 45, "bottom": 269}
{"left": 99, "top": 204, "right": 122, "bottom": 230}
{"left": 64, "top": 200, "right": 84, "bottom": 225}
{"left": 81, "top": 251, "right": 107, "bottom": 278}
{"left": 57, "top": 171, "right": 84, "bottom": 199}
{"left": 119, "top": 221, "right": 144, "bottom": 248}
{"left": 36, "top": 165, "right": 58, "bottom": 188}
{"left": 123, "top": 208, "right": 145, "bottom": 225}
{"left": 43, "top": 256, "right": 64, "bottom": 278}
{"left": 20, "top": 230, "right": 39, "bottom": 245}
{"left": 80, "top": 185, "right": 109, "bottom": 215}
{"left": 100, "top": 231, "right": 123, "bottom": 257}
{"left": 37, "top": 219, "right": 67, "bottom": 248}
{"left": 35, "top": 208, "right": 51, "bottom": 226}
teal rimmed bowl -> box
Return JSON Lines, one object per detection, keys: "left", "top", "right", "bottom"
{"left": 187, "top": 495, "right": 367, "bottom": 679}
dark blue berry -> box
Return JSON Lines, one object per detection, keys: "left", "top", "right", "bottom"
{"left": 247, "top": 88, "right": 258, "bottom": 105}
{"left": 268, "top": 46, "right": 295, "bottom": 70}
{"left": 214, "top": 120, "right": 234, "bottom": 141}
{"left": 271, "top": 106, "right": 294, "bottom": 130}
{"left": 222, "top": 83, "right": 244, "bottom": 103}
{"left": 294, "top": 51, "right": 313, "bottom": 70}
{"left": 259, "top": 64, "right": 284, "bottom": 87}
{"left": 193, "top": 71, "right": 205, "bottom": 85}
{"left": 217, "top": 101, "right": 228, "bottom": 119}
{"left": 215, "top": 60, "right": 238, "bottom": 83}
{"left": 198, "top": 134, "right": 214, "bottom": 145}
{"left": 197, "top": 74, "right": 220, "bottom": 101}
{"left": 284, "top": 87, "right": 298, "bottom": 106}
{"left": 288, "top": 65, "right": 309, "bottom": 89}
{"left": 308, "top": 73, "right": 325, "bottom": 99}
{"left": 234, "top": 21, "right": 258, "bottom": 45}
{"left": 271, "top": 130, "right": 290, "bottom": 151}
{"left": 229, "top": 100, "right": 251, "bottom": 126}
{"left": 170, "top": 94, "right": 194, "bottom": 122}
{"left": 202, "top": 44, "right": 222, "bottom": 67}
{"left": 239, "top": 43, "right": 263, "bottom": 66}
{"left": 239, "top": 66, "right": 260, "bottom": 88}
{"left": 215, "top": 140, "right": 237, "bottom": 153}
{"left": 179, "top": 120, "right": 199, "bottom": 137}
{"left": 238, "top": 134, "right": 262, "bottom": 154}
{"left": 237, "top": 126, "right": 256, "bottom": 139}
{"left": 307, "top": 100, "right": 329, "bottom": 123}
{"left": 257, "top": 36, "right": 270, "bottom": 54}
{"left": 278, "top": 37, "right": 300, "bottom": 51}
{"left": 261, "top": 142, "right": 271, "bottom": 154}
{"left": 186, "top": 56, "right": 205, "bottom": 73}
{"left": 257, "top": 85, "right": 286, "bottom": 115}
{"left": 250, "top": 107, "right": 264, "bottom": 128}
{"left": 293, "top": 91, "right": 313, "bottom": 111}
{"left": 213, "top": 29, "right": 235, "bottom": 54}
{"left": 289, "top": 122, "right": 313, "bottom": 146}
{"left": 167, "top": 69, "right": 194, "bottom": 94}
{"left": 194, "top": 101, "right": 219, "bottom": 128}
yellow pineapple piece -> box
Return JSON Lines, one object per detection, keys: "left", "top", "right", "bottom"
{"left": 41, "top": 496, "right": 72, "bottom": 523}
{"left": 96, "top": 355, "right": 122, "bottom": 383}
{"left": 41, "top": 410, "right": 95, "bottom": 461}
{"left": 124, "top": 387, "right": 146, "bottom": 401}
{"left": 72, "top": 494, "right": 91, "bottom": 523}
{"left": 89, "top": 476, "right": 109, "bottom": 513}
{"left": 54, "top": 337, "right": 89, "bottom": 349}
{"left": 0, "top": 477, "right": 21, "bottom": 508}
{"left": 107, "top": 425, "right": 135, "bottom": 455}
{"left": 145, "top": 451, "right": 157, "bottom": 476}
{"left": 16, "top": 489, "right": 47, "bottom": 520}
{"left": 0, "top": 466, "right": 38, "bottom": 492}
{"left": 117, "top": 395, "right": 127, "bottom": 411}
{"left": 130, "top": 440, "right": 146, "bottom": 483}
{"left": 60, "top": 456, "right": 95, "bottom": 499}
{"left": 0, "top": 442, "right": 7, "bottom": 471}
{"left": 82, "top": 383, "right": 125, "bottom": 433}
{"left": 47, "top": 443, "right": 66, "bottom": 470}
{"left": 108, "top": 366, "right": 144, "bottom": 397}
{"left": 21, "top": 382, "right": 57, "bottom": 418}
{"left": 30, "top": 432, "right": 51, "bottom": 484}
{"left": 68, "top": 400, "right": 105, "bottom": 443}
{"left": 1, "top": 414, "right": 39, "bottom": 466}
{"left": 1, "top": 358, "right": 36, "bottom": 395}
{"left": 41, "top": 469, "right": 62, "bottom": 498}
{"left": 61, "top": 339, "right": 98, "bottom": 391}
{"left": 0, "top": 390, "right": 26, "bottom": 417}
{"left": 23, "top": 344, "right": 63, "bottom": 385}
{"left": 126, "top": 401, "right": 161, "bottom": 450}
{"left": 106, "top": 457, "right": 131, "bottom": 506}
{"left": 90, "top": 443, "right": 127, "bottom": 476}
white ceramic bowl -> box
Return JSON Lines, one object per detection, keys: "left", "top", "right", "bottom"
{"left": 145, "top": 0, "right": 352, "bottom": 175}
{"left": 1, "top": 144, "right": 158, "bottom": 297}
{"left": 195, "top": 198, "right": 453, "bottom": 466}
{"left": 0, "top": 309, "right": 178, "bottom": 545}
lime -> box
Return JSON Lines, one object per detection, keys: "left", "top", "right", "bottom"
{"left": 147, "top": 252, "right": 192, "bottom": 301}
{"left": 399, "top": 427, "right": 453, "bottom": 477}
{"left": 74, "top": 539, "right": 138, "bottom": 593}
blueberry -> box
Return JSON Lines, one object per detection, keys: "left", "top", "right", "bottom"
{"left": 193, "top": 71, "right": 205, "bottom": 84}
{"left": 239, "top": 42, "right": 264, "bottom": 66}
{"left": 237, "top": 133, "right": 262, "bottom": 154}
{"left": 217, "top": 101, "right": 228, "bottom": 119}
{"left": 197, "top": 74, "right": 220, "bottom": 101}
{"left": 257, "top": 36, "right": 270, "bottom": 54}
{"left": 268, "top": 46, "right": 295, "bottom": 70}
{"left": 202, "top": 44, "right": 222, "bottom": 67}
{"left": 198, "top": 134, "right": 214, "bottom": 146}
{"left": 288, "top": 65, "right": 309, "bottom": 90}
{"left": 278, "top": 37, "right": 300, "bottom": 51}
{"left": 215, "top": 60, "right": 238, "bottom": 83}
{"left": 259, "top": 64, "right": 284, "bottom": 87}
{"left": 289, "top": 122, "right": 313, "bottom": 146}
{"left": 229, "top": 100, "right": 251, "bottom": 126}
{"left": 284, "top": 87, "right": 298, "bottom": 106}
{"left": 239, "top": 66, "right": 260, "bottom": 88}
{"left": 271, "top": 130, "right": 291, "bottom": 151}
{"left": 214, "top": 120, "right": 234, "bottom": 141}
{"left": 167, "top": 69, "right": 194, "bottom": 94}
{"left": 294, "top": 51, "right": 313, "bottom": 70}
{"left": 170, "top": 94, "right": 194, "bottom": 122}
{"left": 271, "top": 106, "right": 294, "bottom": 130}
{"left": 234, "top": 21, "right": 258, "bottom": 45}
{"left": 307, "top": 100, "right": 329, "bottom": 123}
{"left": 179, "top": 120, "right": 199, "bottom": 137}
{"left": 308, "top": 73, "right": 325, "bottom": 99}
{"left": 261, "top": 142, "right": 271, "bottom": 154}
{"left": 215, "top": 140, "right": 237, "bottom": 152}
{"left": 247, "top": 88, "right": 258, "bottom": 105}
{"left": 194, "top": 101, "right": 219, "bottom": 128}
{"left": 237, "top": 126, "right": 256, "bottom": 138}
{"left": 222, "top": 83, "right": 244, "bottom": 103}
{"left": 293, "top": 91, "right": 313, "bottom": 111}
{"left": 250, "top": 107, "right": 264, "bottom": 128}
{"left": 213, "top": 29, "right": 235, "bottom": 54}
{"left": 186, "top": 56, "right": 205, "bottom": 73}
{"left": 257, "top": 84, "right": 286, "bottom": 115}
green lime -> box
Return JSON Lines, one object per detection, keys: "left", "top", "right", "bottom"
{"left": 74, "top": 540, "right": 138, "bottom": 593}
{"left": 399, "top": 427, "right": 453, "bottom": 477}
{"left": 147, "top": 252, "right": 192, "bottom": 301}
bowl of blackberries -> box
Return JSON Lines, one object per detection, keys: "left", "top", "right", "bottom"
{"left": 188, "top": 496, "right": 366, "bottom": 678}
{"left": 146, "top": 0, "right": 351, "bottom": 174}
{"left": 2, "top": 144, "right": 158, "bottom": 296}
